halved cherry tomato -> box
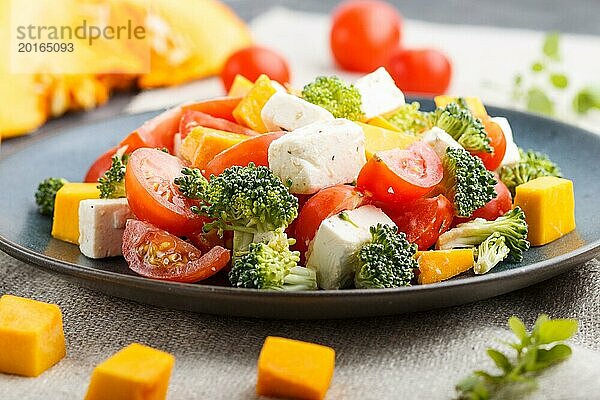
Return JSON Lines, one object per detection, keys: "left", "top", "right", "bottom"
{"left": 182, "top": 97, "right": 242, "bottom": 122}
{"left": 330, "top": 0, "right": 403, "bottom": 72}
{"left": 122, "top": 219, "right": 230, "bottom": 283}
{"left": 179, "top": 109, "right": 258, "bottom": 139}
{"left": 472, "top": 119, "right": 507, "bottom": 171}
{"left": 380, "top": 195, "right": 453, "bottom": 250}
{"left": 453, "top": 175, "right": 512, "bottom": 225}
{"left": 294, "top": 185, "right": 366, "bottom": 254}
{"left": 356, "top": 142, "right": 443, "bottom": 203}
{"left": 386, "top": 48, "right": 452, "bottom": 95}
{"left": 204, "top": 131, "right": 285, "bottom": 178}
{"left": 220, "top": 46, "right": 290, "bottom": 91}
{"left": 125, "top": 148, "right": 207, "bottom": 236}
{"left": 84, "top": 146, "right": 118, "bottom": 182}
{"left": 120, "top": 106, "right": 183, "bottom": 154}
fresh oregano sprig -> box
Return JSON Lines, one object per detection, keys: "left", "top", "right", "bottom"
{"left": 456, "top": 315, "right": 578, "bottom": 400}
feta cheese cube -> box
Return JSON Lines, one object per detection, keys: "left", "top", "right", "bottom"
{"left": 492, "top": 117, "right": 521, "bottom": 167}
{"left": 306, "top": 205, "right": 395, "bottom": 289}
{"left": 354, "top": 67, "right": 405, "bottom": 120}
{"left": 261, "top": 92, "right": 334, "bottom": 132}
{"left": 422, "top": 126, "right": 464, "bottom": 156}
{"left": 268, "top": 118, "right": 367, "bottom": 194}
{"left": 79, "top": 198, "right": 134, "bottom": 259}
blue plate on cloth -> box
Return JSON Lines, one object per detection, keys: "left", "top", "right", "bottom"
{"left": 1, "top": 100, "right": 599, "bottom": 319}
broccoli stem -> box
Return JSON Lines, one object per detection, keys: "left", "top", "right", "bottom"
{"left": 282, "top": 267, "right": 318, "bottom": 291}
{"left": 232, "top": 231, "right": 255, "bottom": 258}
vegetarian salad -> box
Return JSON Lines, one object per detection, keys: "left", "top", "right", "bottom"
{"left": 34, "top": 67, "right": 576, "bottom": 290}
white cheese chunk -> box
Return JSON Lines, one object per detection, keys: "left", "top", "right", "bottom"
{"left": 492, "top": 117, "right": 521, "bottom": 167}
{"left": 306, "top": 205, "right": 395, "bottom": 289}
{"left": 261, "top": 92, "right": 334, "bottom": 132}
{"left": 268, "top": 118, "right": 367, "bottom": 194}
{"left": 422, "top": 126, "right": 464, "bottom": 157}
{"left": 354, "top": 67, "right": 405, "bottom": 120}
{"left": 79, "top": 198, "right": 134, "bottom": 259}
{"left": 271, "top": 81, "right": 287, "bottom": 93}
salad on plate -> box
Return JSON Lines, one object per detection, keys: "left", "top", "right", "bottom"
{"left": 34, "top": 67, "right": 576, "bottom": 290}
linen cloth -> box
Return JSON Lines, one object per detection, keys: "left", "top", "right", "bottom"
{"left": 2, "top": 7, "right": 600, "bottom": 400}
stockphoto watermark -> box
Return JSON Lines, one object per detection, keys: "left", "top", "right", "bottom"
{"left": 10, "top": 0, "right": 151, "bottom": 74}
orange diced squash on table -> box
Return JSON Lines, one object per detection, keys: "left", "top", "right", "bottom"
{"left": 417, "top": 249, "right": 475, "bottom": 284}
{"left": 358, "top": 122, "right": 419, "bottom": 159}
{"left": 51, "top": 183, "right": 101, "bottom": 244}
{"left": 0, "top": 295, "right": 66, "bottom": 377}
{"left": 257, "top": 336, "right": 335, "bottom": 400}
{"left": 513, "top": 176, "right": 576, "bottom": 246}
{"left": 233, "top": 74, "right": 277, "bottom": 132}
{"left": 180, "top": 126, "right": 248, "bottom": 170}
{"left": 84, "top": 343, "right": 175, "bottom": 400}
{"left": 228, "top": 74, "right": 254, "bottom": 98}
{"left": 366, "top": 116, "right": 402, "bottom": 132}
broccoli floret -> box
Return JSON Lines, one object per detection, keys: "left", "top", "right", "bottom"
{"left": 301, "top": 76, "right": 364, "bottom": 120}
{"left": 499, "top": 149, "right": 562, "bottom": 196}
{"left": 97, "top": 153, "right": 128, "bottom": 199}
{"left": 437, "top": 207, "right": 530, "bottom": 262}
{"left": 229, "top": 232, "right": 317, "bottom": 290}
{"left": 355, "top": 224, "right": 418, "bottom": 289}
{"left": 35, "top": 177, "right": 68, "bottom": 216}
{"left": 433, "top": 103, "right": 492, "bottom": 153}
{"left": 439, "top": 147, "right": 497, "bottom": 218}
{"left": 474, "top": 232, "right": 510, "bottom": 274}
{"left": 174, "top": 163, "right": 298, "bottom": 257}
{"left": 386, "top": 102, "right": 435, "bottom": 134}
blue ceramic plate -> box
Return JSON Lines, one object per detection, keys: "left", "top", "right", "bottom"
{"left": 1, "top": 100, "right": 599, "bottom": 319}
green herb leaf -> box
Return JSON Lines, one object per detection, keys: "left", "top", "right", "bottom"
{"left": 508, "top": 316, "right": 527, "bottom": 341}
{"left": 524, "top": 347, "right": 539, "bottom": 371}
{"left": 487, "top": 349, "right": 513, "bottom": 373}
{"left": 526, "top": 88, "right": 554, "bottom": 115}
{"left": 531, "top": 62, "right": 545, "bottom": 73}
{"left": 535, "top": 319, "right": 578, "bottom": 344}
{"left": 550, "top": 73, "right": 569, "bottom": 89}
{"left": 536, "top": 344, "right": 572, "bottom": 365}
{"left": 543, "top": 32, "right": 561, "bottom": 60}
{"left": 572, "top": 85, "right": 600, "bottom": 114}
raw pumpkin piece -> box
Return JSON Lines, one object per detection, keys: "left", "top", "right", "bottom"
{"left": 257, "top": 336, "right": 335, "bottom": 400}
{"left": 228, "top": 74, "right": 254, "bottom": 97}
{"left": 51, "top": 183, "right": 101, "bottom": 244}
{"left": 434, "top": 95, "right": 488, "bottom": 120}
{"left": 84, "top": 343, "right": 175, "bottom": 400}
{"left": 513, "top": 176, "right": 576, "bottom": 246}
{"left": 180, "top": 126, "right": 248, "bottom": 171}
{"left": 358, "top": 122, "right": 419, "bottom": 159}
{"left": 0, "top": 295, "right": 66, "bottom": 377}
{"left": 366, "top": 116, "right": 402, "bottom": 132}
{"left": 233, "top": 74, "right": 277, "bottom": 132}
{"left": 417, "top": 249, "right": 475, "bottom": 284}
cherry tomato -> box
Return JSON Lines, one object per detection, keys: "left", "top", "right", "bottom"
{"left": 204, "top": 131, "right": 285, "bottom": 178}
{"left": 120, "top": 106, "right": 183, "bottom": 154}
{"left": 220, "top": 46, "right": 290, "bottom": 92}
{"left": 386, "top": 48, "right": 452, "bottom": 95}
{"left": 182, "top": 97, "right": 242, "bottom": 123}
{"left": 453, "top": 176, "right": 512, "bottom": 225}
{"left": 380, "top": 195, "right": 453, "bottom": 250}
{"left": 84, "top": 146, "right": 118, "bottom": 182}
{"left": 122, "top": 219, "right": 230, "bottom": 283}
{"left": 472, "top": 119, "right": 507, "bottom": 171}
{"left": 179, "top": 110, "right": 258, "bottom": 139}
{"left": 294, "top": 185, "right": 366, "bottom": 254}
{"left": 357, "top": 142, "right": 443, "bottom": 203}
{"left": 330, "top": 0, "right": 402, "bottom": 72}
{"left": 125, "top": 148, "right": 207, "bottom": 236}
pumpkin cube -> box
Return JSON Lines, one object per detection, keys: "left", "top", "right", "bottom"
{"left": 233, "top": 74, "right": 276, "bottom": 132}
{"left": 0, "top": 295, "right": 66, "bottom": 377}
{"left": 417, "top": 249, "right": 475, "bottom": 284}
{"left": 358, "top": 122, "right": 419, "bottom": 159}
{"left": 228, "top": 74, "right": 254, "bottom": 97}
{"left": 180, "top": 126, "right": 248, "bottom": 171}
{"left": 257, "top": 336, "right": 335, "bottom": 400}
{"left": 513, "top": 176, "right": 576, "bottom": 246}
{"left": 51, "top": 183, "right": 101, "bottom": 244}
{"left": 84, "top": 343, "right": 175, "bottom": 400}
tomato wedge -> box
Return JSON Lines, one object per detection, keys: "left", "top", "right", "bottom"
{"left": 84, "top": 146, "right": 118, "bottom": 182}
{"left": 182, "top": 97, "right": 242, "bottom": 123}
{"left": 381, "top": 195, "right": 453, "bottom": 250}
{"left": 120, "top": 106, "right": 183, "bottom": 153}
{"left": 122, "top": 219, "right": 230, "bottom": 283}
{"left": 294, "top": 185, "right": 366, "bottom": 254}
{"left": 125, "top": 148, "right": 206, "bottom": 236}
{"left": 179, "top": 109, "right": 258, "bottom": 139}
{"left": 204, "top": 131, "right": 285, "bottom": 178}
{"left": 472, "top": 119, "right": 507, "bottom": 171}
{"left": 453, "top": 175, "right": 512, "bottom": 225}
{"left": 356, "top": 142, "right": 443, "bottom": 203}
